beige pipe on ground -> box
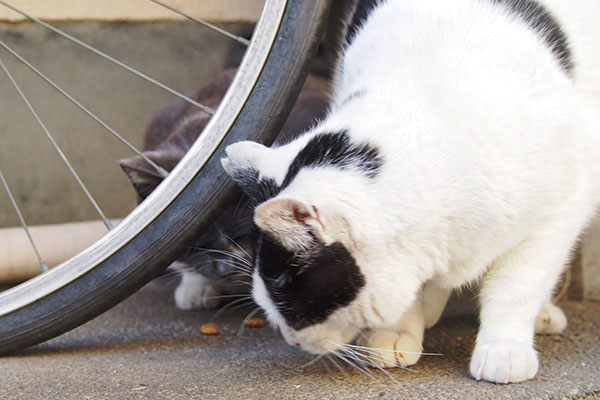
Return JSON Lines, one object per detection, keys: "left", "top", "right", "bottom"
{"left": 0, "top": 220, "right": 120, "bottom": 283}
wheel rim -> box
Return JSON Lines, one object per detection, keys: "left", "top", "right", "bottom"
{"left": 0, "top": 0, "right": 288, "bottom": 317}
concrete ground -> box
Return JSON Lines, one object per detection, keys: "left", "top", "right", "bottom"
{"left": 0, "top": 283, "right": 598, "bottom": 400}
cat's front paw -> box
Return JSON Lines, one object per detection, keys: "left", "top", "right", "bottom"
{"left": 470, "top": 340, "right": 538, "bottom": 383}
{"left": 174, "top": 276, "right": 221, "bottom": 310}
{"left": 535, "top": 302, "right": 567, "bottom": 334}
{"left": 357, "top": 330, "right": 423, "bottom": 368}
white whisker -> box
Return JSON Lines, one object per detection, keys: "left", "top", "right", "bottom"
{"left": 210, "top": 297, "right": 254, "bottom": 321}
{"left": 202, "top": 294, "right": 252, "bottom": 300}
{"left": 175, "top": 258, "right": 252, "bottom": 277}
{"left": 333, "top": 350, "right": 377, "bottom": 381}
{"left": 213, "top": 259, "right": 252, "bottom": 274}
{"left": 224, "top": 279, "right": 253, "bottom": 287}
{"left": 343, "top": 342, "right": 442, "bottom": 356}
{"left": 347, "top": 348, "right": 419, "bottom": 373}
{"left": 237, "top": 306, "right": 262, "bottom": 337}
{"left": 197, "top": 248, "right": 252, "bottom": 266}
{"left": 339, "top": 345, "right": 401, "bottom": 383}
{"left": 219, "top": 272, "right": 252, "bottom": 281}
{"left": 326, "top": 355, "right": 351, "bottom": 380}
{"left": 224, "top": 233, "right": 252, "bottom": 259}
{"left": 328, "top": 341, "right": 419, "bottom": 375}
{"left": 299, "top": 353, "right": 327, "bottom": 369}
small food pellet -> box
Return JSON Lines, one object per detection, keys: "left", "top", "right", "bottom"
{"left": 200, "top": 323, "right": 220, "bottom": 335}
{"left": 244, "top": 318, "right": 265, "bottom": 328}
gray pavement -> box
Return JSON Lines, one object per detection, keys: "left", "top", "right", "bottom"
{"left": 1, "top": 283, "right": 598, "bottom": 400}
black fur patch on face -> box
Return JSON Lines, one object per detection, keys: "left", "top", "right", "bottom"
{"left": 229, "top": 168, "right": 280, "bottom": 206}
{"left": 491, "top": 0, "right": 573, "bottom": 75}
{"left": 254, "top": 177, "right": 280, "bottom": 205}
{"left": 281, "top": 130, "right": 382, "bottom": 190}
{"left": 256, "top": 232, "right": 365, "bottom": 331}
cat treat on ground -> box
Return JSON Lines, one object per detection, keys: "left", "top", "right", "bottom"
{"left": 200, "top": 323, "right": 220, "bottom": 335}
{"left": 244, "top": 318, "right": 265, "bottom": 328}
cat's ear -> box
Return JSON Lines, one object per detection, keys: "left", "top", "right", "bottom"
{"left": 221, "top": 141, "right": 272, "bottom": 199}
{"left": 120, "top": 149, "right": 179, "bottom": 200}
{"left": 254, "top": 197, "right": 324, "bottom": 250}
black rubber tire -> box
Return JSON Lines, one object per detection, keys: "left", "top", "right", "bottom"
{"left": 0, "top": 0, "right": 332, "bottom": 355}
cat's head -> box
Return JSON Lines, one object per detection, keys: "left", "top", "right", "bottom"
{"left": 119, "top": 69, "right": 331, "bottom": 283}
{"left": 222, "top": 137, "right": 419, "bottom": 355}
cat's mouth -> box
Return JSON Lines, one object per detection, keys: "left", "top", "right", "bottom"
{"left": 281, "top": 323, "right": 361, "bottom": 355}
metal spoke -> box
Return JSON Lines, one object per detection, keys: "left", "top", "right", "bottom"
{"left": 0, "top": 0, "right": 215, "bottom": 116}
{"left": 0, "top": 39, "right": 169, "bottom": 179}
{"left": 148, "top": 0, "right": 250, "bottom": 46}
{"left": 0, "top": 168, "right": 48, "bottom": 272}
{"left": 0, "top": 57, "right": 113, "bottom": 230}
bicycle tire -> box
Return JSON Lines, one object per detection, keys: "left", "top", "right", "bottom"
{"left": 0, "top": 0, "right": 332, "bottom": 354}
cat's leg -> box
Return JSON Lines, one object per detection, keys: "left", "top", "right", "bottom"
{"left": 535, "top": 300, "right": 567, "bottom": 334}
{"left": 173, "top": 265, "right": 222, "bottom": 310}
{"left": 470, "top": 222, "right": 579, "bottom": 383}
{"left": 422, "top": 281, "right": 452, "bottom": 329}
{"left": 357, "top": 291, "right": 425, "bottom": 368}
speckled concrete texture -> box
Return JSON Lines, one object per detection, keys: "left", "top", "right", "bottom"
{"left": 1, "top": 283, "right": 598, "bottom": 400}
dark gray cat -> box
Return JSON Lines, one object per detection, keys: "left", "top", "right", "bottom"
{"left": 121, "top": 68, "right": 330, "bottom": 309}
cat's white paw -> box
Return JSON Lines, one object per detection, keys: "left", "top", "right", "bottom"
{"left": 357, "top": 330, "right": 423, "bottom": 368}
{"left": 535, "top": 302, "right": 567, "bottom": 334}
{"left": 470, "top": 340, "right": 538, "bottom": 383}
{"left": 174, "top": 275, "right": 221, "bottom": 310}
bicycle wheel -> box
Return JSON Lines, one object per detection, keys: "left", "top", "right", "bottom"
{"left": 0, "top": 0, "right": 331, "bottom": 354}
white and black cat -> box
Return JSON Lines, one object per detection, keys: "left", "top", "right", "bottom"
{"left": 121, "top": 68, "right": 330, "bottom": 310}
{"left": 222, "top": 0, "right": 600, "bottom": 384}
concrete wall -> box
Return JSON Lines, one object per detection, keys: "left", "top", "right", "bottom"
{"left": 580, "top": 221, "right": 600, "bottom": 300}
{"left": 0, "top": 21, "right": 250, "bottom": 227}
{"left": 0, "top": 1, "right": 262, "bottom": 22}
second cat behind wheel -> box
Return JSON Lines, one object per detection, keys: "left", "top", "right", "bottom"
{"left": 120, "top": 68, "right": 331, "bottom": 310}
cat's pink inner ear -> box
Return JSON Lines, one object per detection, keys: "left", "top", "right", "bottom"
{"left": 255, "top": 198, "right": 321, "bottom": 249}
{"left": 256, "top": 198, "right": 314, "bottom": 226}
{"left": 292, "top": 202, "right": 313, "bottom": 224}
{"left": 292, "top": 204, "right": 325, "bottom": 231}
{"left": 256, "top": 198, "right": 293, "bottom": 226}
